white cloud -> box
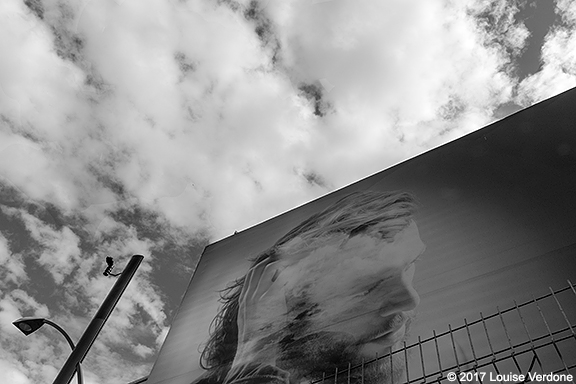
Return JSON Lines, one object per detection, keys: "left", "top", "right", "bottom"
{"left": 556, "top": 0, "right": 576, "bottom": 23}
{"left": 10, "top": 289, "right": 50, "bottom": 318}
{"left": 257, "top": 0, "right": 522, "bottom": 184}
{"left": 155, "top": 325, "right": 169, "bottom": 348}
{"left": 0, "top": 290, "right": 50, "bottom": 348}
{"left": 4, "top": 207, "right": 82, "bottom": 284}
{"left": 0, "top": 0, "right": 530, "bottom": 242}
{"left": 516, "top": 0, "right": 576, "bottom": 105}
{"left": 0, "top": 296, "right": 23, "bottom": 335}
{"left": 0, "top": 232, "right": 28, "bottom": 286}
{"left": 133, "top": 343, "right": 154, "bottom": 358}
{"left": 0, "top": 358, "right": 32, "bottom": 384}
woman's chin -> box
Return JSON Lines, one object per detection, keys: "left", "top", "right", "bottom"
{"left": 358, "top": 324, "right": 407, "bottom": 359}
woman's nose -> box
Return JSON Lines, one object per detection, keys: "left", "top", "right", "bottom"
{"left": 379, "top": 281, "right": 420, "bottom": 317}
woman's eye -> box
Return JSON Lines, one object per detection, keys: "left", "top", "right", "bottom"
{"left": 358, "top": 282, "right": 381, "bottom": 296}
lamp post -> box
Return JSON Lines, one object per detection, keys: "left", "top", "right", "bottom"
{"left": 53, "top": 254, "right": 144, "bottom": 384}
{"left": 13, "top": 254, "right": 144, "bottom": 384}
{"left": 12, "top": 317, "right": 84, "bottom": 384}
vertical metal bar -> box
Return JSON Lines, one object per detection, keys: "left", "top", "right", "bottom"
{"left": 480, "top": 312, "right": 501, "bottom": 381}
{"left": 514, "top": 301, "right": 534, "bottom": 347}
{"left": 569, "top": 280, "right": 576, "bottom": 296}
{"left": 464, "top": 319, "right": 478, "bottom": 369}
{"left": 418, "top": 336, "right": 427, "bottom": 383}
{"left": 479, "top": 313, "right": 495, "bottom": 363}
{"left": 533, "top": 295, "right": 573, "bottom": 383}
{"left": 432, "top": 331, "right": 443, "bottom": 383}
{"left": 403, "top": 342, "right": 409, "bottom": 384}
{"left": 463, "top": 319, "right": 483, "bottom": 384}
{"left": 389, "top": 349, "right": 393, "bottom": 384}
{"left": 52, "top": 255, "right": 144, "bottom": 384}
{"left": 448, "top": 324, "right": 460, "bottom": 373}
{"left": 361, "top": 359, "right": 365, "bottom": 384}
{"left": 334, "top": 366, "right": 338, "bottom": 384}
{"left": 372, "top": 352, "right": 378, "bottom": 384}
{"left": 549, "top": 287, "right": 575, "bottom": 338}
{"left": 514, "top": 300, "right": 544, "bottom": 377}
{"left": 496, "top": 306, "right": 522, "bottom": 374}
{"left": 347, "top": 362, "right": 351, "bottom": 384}
{"left": 524, "top": 356, "right": 537, "bottom": 383}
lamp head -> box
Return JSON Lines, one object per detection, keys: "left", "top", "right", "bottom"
{"left": 12, "top": 317, "right": 46, "bottom": 336}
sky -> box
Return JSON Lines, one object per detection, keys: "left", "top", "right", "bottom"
{"left": 0, "top": 0, "right": 575, "bottom": 383}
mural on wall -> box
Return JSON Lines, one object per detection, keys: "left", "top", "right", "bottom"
{"left": 196, "top": 191, "right": 425, "bottom": 384}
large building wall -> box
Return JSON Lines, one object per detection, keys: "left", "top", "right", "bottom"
{"left": 146, "top": 87, "right": 576, "bottom": 384}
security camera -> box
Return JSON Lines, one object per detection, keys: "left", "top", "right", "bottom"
{"left": 103, "top": 257, "right": 120, "bottom": 277}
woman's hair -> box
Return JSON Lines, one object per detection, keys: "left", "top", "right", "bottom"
{"left": 197, "top": 190, "right": 417, "bottom": 382}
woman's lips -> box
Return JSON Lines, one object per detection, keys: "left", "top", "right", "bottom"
{"left": 368, "top": 323, "right": 406, "bottom": 345}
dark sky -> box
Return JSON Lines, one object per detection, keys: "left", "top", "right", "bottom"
{"left": 516, "top": 0, "right": 561, "bottom": 79}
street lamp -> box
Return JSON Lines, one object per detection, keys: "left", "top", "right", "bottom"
{"left": 13, "top": 317, "right": 84, "bottom": 384}
{"left": 12, "top": 255, "right": 143, "bottom": 384}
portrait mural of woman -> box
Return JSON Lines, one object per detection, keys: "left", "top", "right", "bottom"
{"left": 194, "top": 191, "right": 425, "bottom": 384}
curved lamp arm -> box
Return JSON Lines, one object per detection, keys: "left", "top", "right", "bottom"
{"left": 13, "top": 317, "right": 84, "bottom": 384}
{"left": 43, "top": 320, "right": 83, "bottom": 384}
{"left": 43, "top": 319, "right": 76, "bottom": 350}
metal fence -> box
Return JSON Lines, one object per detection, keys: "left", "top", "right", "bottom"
{"left": 313, "top": 280, "right": 576, "bottom": 384}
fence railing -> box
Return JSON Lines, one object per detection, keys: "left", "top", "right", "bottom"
{"left": 312, "top": 280, "right": 576, "bottom": 384}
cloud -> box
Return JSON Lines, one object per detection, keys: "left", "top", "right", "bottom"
{"left": 1, "top": 0, "right": 531, "bottom": 241}
{"left": 516, "top": 0, "right": 576, "bottom": 105}
{"left": 0, "top": 296, "right": 23, "bottom": 335}
{"left": 3, "top": 206, "right": 81, "bottom": 284}
{"left": 0, "top": 358, "right": 32, "bottom": 384}
{"left": 0, "top": 232, "right": 28, "bottom": 286}
{"left": 10, "top": 289, "right": 51, "bottom": 318}
{"left": 133, "top": 343, "right": 154, "bottom": 358}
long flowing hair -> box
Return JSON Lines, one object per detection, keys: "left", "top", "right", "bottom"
{"left": 196, "top": 190, "right": 417, "bottom": 383}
